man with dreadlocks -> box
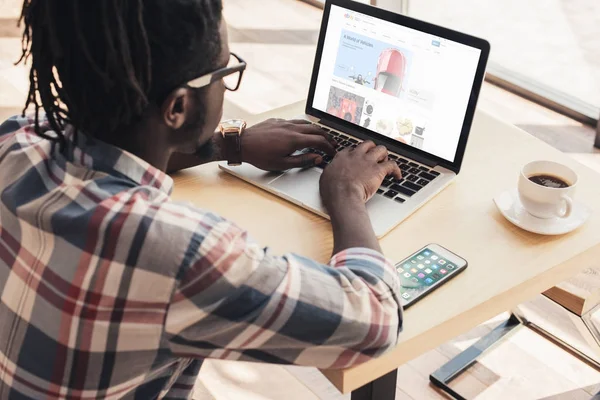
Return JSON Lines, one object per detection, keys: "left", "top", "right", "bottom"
{"left": 0, "top": 1, "right": 403, "bottom": 399}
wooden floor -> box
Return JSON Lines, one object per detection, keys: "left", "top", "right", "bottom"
{"left": 1, "top": 0, "right": 600, "bottom": 399}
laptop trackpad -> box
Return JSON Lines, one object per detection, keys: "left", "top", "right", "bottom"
{"left": 269, "top": 168, "right": 326, "bottom": 213}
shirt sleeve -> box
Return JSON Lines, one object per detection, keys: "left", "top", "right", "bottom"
{"left": 164, "top": 216, "right": 402, "bottom": 370}
{"left": 0, "top": 115, "right": 31, "bottom": 146}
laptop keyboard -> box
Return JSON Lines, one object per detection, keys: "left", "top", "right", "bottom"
{"left": 305, "top": 124, "right": 440, "bottom": 203}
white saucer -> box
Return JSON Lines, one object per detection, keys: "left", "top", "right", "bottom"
{"left": 494, "top": 189, "right": 592, "bottom": 235}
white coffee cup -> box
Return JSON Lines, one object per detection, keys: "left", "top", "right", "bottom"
{"left": 518, "top": 160, "right": 577, "bottom": 219}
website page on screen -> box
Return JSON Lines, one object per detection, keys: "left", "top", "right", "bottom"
{"left": 312, "top": 5, "right": 482, "bottom": 162}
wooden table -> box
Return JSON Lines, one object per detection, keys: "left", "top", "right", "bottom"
{"left": 171, "top": 101, "right": 600, "bottom": 399}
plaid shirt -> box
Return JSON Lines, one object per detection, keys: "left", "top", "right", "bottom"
{"left": 0, "top": 115, "right": 402, "bottom": 400}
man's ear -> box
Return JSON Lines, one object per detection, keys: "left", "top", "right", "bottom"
{"left": 161, "top": 88, "right": 193, "bottom": 130}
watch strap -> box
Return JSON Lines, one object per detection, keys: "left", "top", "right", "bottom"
{"left": 222, "top": 131, "right": 243, "bottom": 166}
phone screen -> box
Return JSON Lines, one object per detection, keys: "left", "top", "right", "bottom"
{"left": 396, "top": 245, "right": 466, "bottom": 308}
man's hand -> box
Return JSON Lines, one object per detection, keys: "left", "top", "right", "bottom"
{"left": 242, "top": 119, "right": 336, "bottom": 171}
{"left": 319, "top": 141, "right": 402, "bottom": 254}
{"left": 320, "top": 141, "right": 402, "bottom": 206}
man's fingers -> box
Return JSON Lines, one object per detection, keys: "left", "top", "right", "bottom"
{"left": 296, "top": 135, "right": 336, "bottom": 156}
{"left": 283, "top": 152, "right": 322, "bottom": 169}
{"left": 367, "top": 145, "right": 388, "bottom": 162}
{"left": 354, "top": 140, "right": 376, "bottom": 153}
{"left": 287, "top": 119, "right": 312, "bottom": 125}
{"left": 381, "top": 160, "right": 403, "bottom": 180}
{"left": 284, "top": 120, "right": 323, "bottom": 134}
{"left": 293, "top": 123, "right": 330, "bottom": 136}
{"left": 293, "top": 124, "right": 337, "bottom": 145}
{"left": 281, "top": 121, "right": 337, "bottom": 147}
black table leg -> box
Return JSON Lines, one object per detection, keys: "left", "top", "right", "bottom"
{"left": 351, "top": 369, "right": 398, "bottom": 400}
{"left": 595, "top": 120, "right": 600, "bottom": 149}
{"left": 429, "top": 314, "right": 522, "bottom": 399}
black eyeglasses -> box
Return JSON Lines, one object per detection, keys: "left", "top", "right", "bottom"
{"left": 186, "top": 52, "right": 247, "bottom": 92}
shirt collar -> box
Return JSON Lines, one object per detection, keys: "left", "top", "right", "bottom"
{"left": 64, "top": 126, "right": 174, "bottom": 195}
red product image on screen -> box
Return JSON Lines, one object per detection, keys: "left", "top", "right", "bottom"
{"left": 375, "top": 48, "right": 407, "bottom": 98}
{"left": 339, "top": 98, "right": 358, "bottom": 122}
{"left": 327, "top": 99, "right": 358, "bottom": 123}
{"left": 326, "top": 86, "right": 365, "bottom": 123}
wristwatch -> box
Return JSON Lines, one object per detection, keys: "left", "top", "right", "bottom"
{"left": 219, "top": 119, "right": 247, "bottom": 166}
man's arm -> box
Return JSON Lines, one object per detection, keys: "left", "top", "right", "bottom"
{"left": 164, "top": 135, "right": 403, "bottom": 369}
{"left": 166, "top": 119, "right": 336, "bottom": 174}
{"left": 164, "top": 214, "right": 402, "bottom": 370}
{"left": 320, "top": 141, "right": 403, "bottom": 255}
{"left": 329, "top": 191, "right": 382, "bottom": 255}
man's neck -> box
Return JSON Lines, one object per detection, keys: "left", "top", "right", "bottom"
{"left": 166, "top": 131, "right": 224, "bottom": 174}
{"left": 108, "top": 122, "right": 173, "bottom": 172}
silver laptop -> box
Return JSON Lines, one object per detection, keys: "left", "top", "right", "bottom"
{"left": 220, "top": 0, "right": 490, "bottom": 238}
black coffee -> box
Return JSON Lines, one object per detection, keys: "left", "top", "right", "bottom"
{"left": 528, "top": 174, "right": 570, "bottom": 188}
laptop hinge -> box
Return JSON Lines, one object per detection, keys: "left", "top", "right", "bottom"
{"left": 320, "top": 118, "right": 437, "bottom": 168}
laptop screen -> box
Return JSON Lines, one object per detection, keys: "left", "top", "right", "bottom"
{"left": 312, "top": 5, "right": 482, "bottom": 163}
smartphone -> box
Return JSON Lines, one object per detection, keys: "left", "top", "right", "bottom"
{"left": 396, "top": 244, "right": 468, "bottom": 308}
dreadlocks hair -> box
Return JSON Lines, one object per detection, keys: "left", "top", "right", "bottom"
{"left": 18, "top": 0, "right": 223, "bottom": 148}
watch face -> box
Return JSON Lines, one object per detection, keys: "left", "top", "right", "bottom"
{"left": 221, "top": 119, "right": 246, "bottom": 131}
